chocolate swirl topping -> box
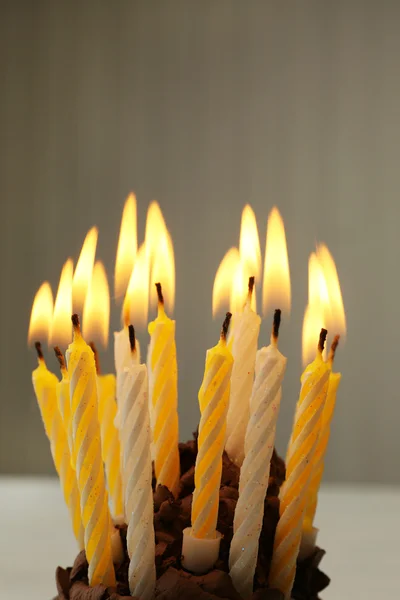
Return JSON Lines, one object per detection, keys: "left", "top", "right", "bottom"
{"left": 55, "top": 435, "right": 329, "bottom": 600}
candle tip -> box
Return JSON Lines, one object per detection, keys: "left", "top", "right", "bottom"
{"left": 272, "top": 309, "right": 282, "bottom": 342}
{"left": 318, "top": 328, "right": 328, "bottom": 353}
{"left": 329, "top": 334, "right": 340, "bottom": 364}
{"left": 221, "top": 312, "right": 232, "bottom": 341}
{"left": 89, "top": 341, "right": 101, "bottom": 374}
{"left": 128, "top": 324, "right": 136, "bottom": 354}
{"left": 155, "top": 282, "right": 164, "bottom": 306}
{"left": 54, "top": 346, "right": 66, "bottom": 372}
{"left": 248, "top": 276, "right": 255, "bottom": 297}
{"left": 34, "top": 341, "right": 44, "bottom": 361}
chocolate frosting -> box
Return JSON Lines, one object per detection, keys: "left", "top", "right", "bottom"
{"left": 55, "top": 436, "right": 329, "bottom": 600}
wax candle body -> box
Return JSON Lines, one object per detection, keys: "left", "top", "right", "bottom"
{"left": 230, "top": 342, "right": 287, "bottom": 598}
{"left": 56, "top": 368, "right": 75, "bottom": 466}
{"left": 148, "top": 305, "right": 180, "bottom": 496}
{"left": 114, "top": 327, "right": 141, "bottom": 403}
{"left": 303, "top": 371, "right": 341, "bottom": 532}
{"left": 33, "top": 359, "right": 84, "bottom": 548}
{"left": 191, "top": 338, "right": 233, "bottom": 540}
{"left": 67, "top": 328, "right": 115, "bottom": 587}
{"left": 97, "top": 373, "right": 124, "bottom": 521}
{"left": 120, "top": 362, "right": 155, "bottom": 600}
{"left": 269, "top": 353, "right": 330, "bottom": 599}
{"left": 225, "top": 303, "right": 261, "bottom": 466}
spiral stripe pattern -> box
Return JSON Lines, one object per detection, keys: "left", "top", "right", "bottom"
{"left": 229, "top": 346, "right": 286, "bottom": 598}
{"left": 33, "top": 372, "right": 84, "bottom": 549}
{"left": 148, "top": 319, "right": 180, "bottom": 496}
{"left": 225, "top": 310, "right": 260, "bottom": 467}
{"left": 304, "top": 372, "right": 341, "bottom": 529}
{"left": 120, "top": 365, "right": 155, "bottom": 600}
{"left": 55, "top": 382, "right": 85, "bottom": 549}
{"left": 98, "top": 375, "right": 124, "bottom": 520}
{"left": 269, "top": 360, "right": 330, "bottom": 599}
{"left": 69, "top": 346, "right": 115, "bottom": 588}
{"left": 192, "top": 348, "right": 233, "bottom": 539}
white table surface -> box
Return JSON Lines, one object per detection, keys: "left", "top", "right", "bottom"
{"left": 0, "top": 478, "right": 399, "bottom": 600}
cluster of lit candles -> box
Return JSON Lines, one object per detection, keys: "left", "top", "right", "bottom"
{"left": 28, "top": 195, "right": 346, "bottom": 600}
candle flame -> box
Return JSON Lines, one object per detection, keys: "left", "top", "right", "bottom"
{"left": 317, "top": 243, "right": 346, "bottom": 337}
{"left": 82, "top": 261, "right": 110, "bottom": 348}
{"left": 114, "top": 193, "right": 137, "bottom": 301}
{"left": 145, "top": 201, "right": 167, "bottom": 264}
{"left": 145, "top": 202, "right": 175, "bottom": 313}
{"left": 239, "top": 204, "right": 262, "bottom": 288}
{"left": 50, "top": 258, "right": 74, "bottom": 349}
{"left": 72, "top": 226, "right": 98, "bottom": 314}
{"left": 308, "top": 252, "right": 330, "bottom": 311}
{"left": 302, "top": 303, "right": 326, "bottom": 367}
{"left": 262, "top": 207, "right": 291, "bottom": 317}
{"left": 213, "top": 248, "right": 240, "bottom": 315}
{"left": 302, "top": 245, "right": 346, "bottom": 366}
{"left": 212, "top": 205, "right": 262, "bottom": 315}
{"left": 122, "top": 244, "right": 149, "bottom": 327}
{"left": 28, "top": 282, "right": 54, "bottom": 346}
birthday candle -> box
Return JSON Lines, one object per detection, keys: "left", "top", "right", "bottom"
{"left": 54, "top": 348, "right": 75, "bottom": 463}
{"left": 67, "top": 315, "right": 115, "bottom": 587}
{"left": 181, "top": 314, "right": 233, "bottom": 575}
{"left": 303, "top": 336, "right": 341, "bottom": 535}
{"left": 192, "top": 313, "right": 233, "bottom": 539}
{"left": 32, "top": 343, "right": 84, "bottom": 549}
{"left": 90, "top": 343, "right": 124, "bottom": 523}
{"left": 225, "top": 277, "right": 261, "bottom": 467}
{"left": 269, "top": 330, "right": 330, "bottom": 600}
{"left": 229, "top": 310, "right": 287, "bottom": 598}
{"left": 120, "top": 326, "right": 155, "bottom": 600}
{"left": 148, "top": 283, "right": 180, "bottom": 496}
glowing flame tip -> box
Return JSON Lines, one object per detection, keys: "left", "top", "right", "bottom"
{"left": 28, "top": 282, "right": 54, "bottom": 346}
{"left": 262, "top": 207, "right": 291, "bottom": 317}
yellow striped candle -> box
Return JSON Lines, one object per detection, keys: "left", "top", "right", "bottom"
{"left": 33, "top": 343, "right": 84, "bottom": 549}
{"left": 90, "top": 343, "right": 124, "bottom": 522}
{"left": 67, "top": 315, "right": 115, "bottom": 587}
{"left": 303, "top": 336, "right": 341, "bottom": 535}
{"left": 54, "top": 347, "right": 75, "bottom": 466}
{"left": 148, "top": 283, "right": 180, "bottom": 496}
{"left": 269, "top": 330, "right": 330, "bottom": 600}
{"left": 182, "top": 314, "right": 233, "bottom": 575}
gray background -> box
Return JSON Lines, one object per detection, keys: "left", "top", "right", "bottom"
{"left": 1, "top": 1, "right": 398, "bottom": 483}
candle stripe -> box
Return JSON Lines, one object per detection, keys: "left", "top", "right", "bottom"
{"left": 269, "top": 358, "right": 330, "bottom": 599}
{"left": 97, "top": 375, "right": 124, "bottom": 521}
{"left": 148, "top": 315, "right": 180, "bottom": 496}
{"left": 192, "top": 352, "right": 232, "bottom": 539}
{"left": 69, "top": 347, "right": 115, "bottom": 588}
{"left": 225, "top": 308, "right": 261, "bottom": 466}
{"left": 54, "top": 380, "right": 85, "bottom": 549}
{"left": 229, "top": 346, "right": 286, "bottom": 598}
{"left": 34, "top": 369, "right": 84, "bottom": 549}
{"left": 120, "top": 365, "right": 155, "bottom": 600}
{"left": 303, "top": 372, "right": 341, "bottom": 530}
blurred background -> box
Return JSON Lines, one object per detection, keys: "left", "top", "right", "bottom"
{"left": 1, "top": 0, "right": 399, "bottom": 484}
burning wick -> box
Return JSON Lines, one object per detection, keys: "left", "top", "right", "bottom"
{"left": 128, "top": 324, "right": 136, "bottom": 356}
{"left": 54, "top": 346, "right": 67, "bottom": 374}
{"left": 155, "top": 282, "right": 164, "bottom": 306}
{"left": 71, "top": 313, "right": 81, "bottom": 333}
{"left": 271, "top": 309, "right": 282, "bottom": 346}
{"left": 328, "top": 335, "right": 340, "bottom": 364}
{"left": 318, "top": 328, "right": 328, "bottom": 354}
{"left": 221, "top": 312, "right": 232, "bottom": 341}
{"left": 247, "top": 276, "right": 255, "bottom": 300}
{"left": 35, "top": 341, "right": 44, "bottom": 361}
